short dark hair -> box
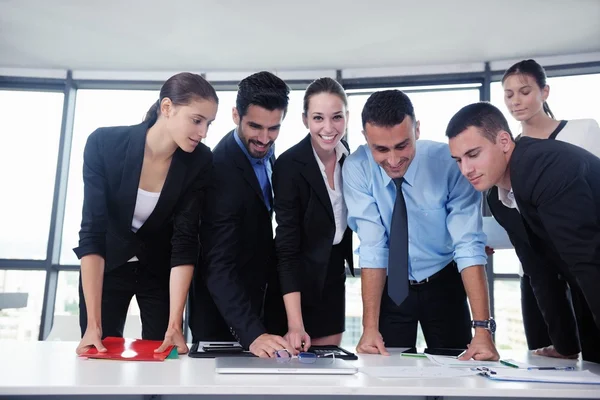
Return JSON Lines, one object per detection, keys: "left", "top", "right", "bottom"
{"left": 445, "top": 102, "right": 513, "bottom": 143}
{"left": 303, "top": 77, "right": 347, "bottom": 115}
{"left": 144, "top": 72, "right": 218, "bottom": 126}
{"left": 502, "top": 59, "right": 554, "bottom": 119}
{"left": 361, "top": 90, "right": 415, "bottom": 130}
{"left": 236, "top": 71, "right": 290, "bottom": 118}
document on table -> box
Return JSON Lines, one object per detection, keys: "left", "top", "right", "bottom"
{"left": 483, "top": 216, "right": 512, "bottom": 249}
{"left": 360, "top": 366, "right": 480, "bottom": 379}
{"left": 426, "top": 354, "right": 512, "bottom": 368}
{"left": 479, "top": 369, "right": 600, "bottom": 385}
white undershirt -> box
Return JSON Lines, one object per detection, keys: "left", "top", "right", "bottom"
{"left": 128, "top": 188, "right": 161, "bottom": 262}
{"left": 311, "top": 142, "right": 349, "bottom": 245}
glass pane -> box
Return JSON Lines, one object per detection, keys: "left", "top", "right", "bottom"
{"left": 493, "top": 278, "right": 527, "bottom": 351}
{"left": 0, "top": 90, "right": 64, "bottom": 259}
{"left": 490, "top": 73, "right": 600, "bottom": 136}
{"left": 0, "top": 270, "right": 46, "bottom": 340}
{"left": 347, "top": 86, "right": 481, "bottom": 152}
{"left": 203, "top": 91, "right": 237, "bottom": 150}
{"left": 277, "top": 90, "right": 307, "bottom": 157}
{"left": 492, "top": 249, "right": 521, "bottom": 274}
{"left": 342, "top": 276, "right": 362, "bottom": 351}
{"left": 49, "top": 270, "right": 142, "bottom": 341}
{"left": 60, "top": 90, "right": 159, "bottom": 265}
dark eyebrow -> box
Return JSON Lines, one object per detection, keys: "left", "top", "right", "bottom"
{"left": 394, "top": 139, "right": 410, "bottom": 147}
{"left": 465, "top": 147, "right": 482, "bottom": 156}
{"left": 192, "top": 113, "right": 207, "bottom": 119}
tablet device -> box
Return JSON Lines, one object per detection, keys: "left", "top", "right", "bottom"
{"left": 424, "top": 348, "right": 466, "bottom": 357}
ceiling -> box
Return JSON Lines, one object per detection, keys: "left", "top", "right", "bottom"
{"left": 1, "top": 0, "right": 599, "bottom": 73}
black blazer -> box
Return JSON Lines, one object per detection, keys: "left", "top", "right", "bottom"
{"left": 73, "top": 121, "right": 213, "bottom": 278}
{"left": 511, "top": 137, "right": 600, "bottom": 332}
{"left": 190, "top": 130, "right": 283, "bottom": 348}
{"left": 273, "top": 134, "right": 354, "bottom": 305}
{"left": 487, "top": 186, "right": 579, "bottom": 355}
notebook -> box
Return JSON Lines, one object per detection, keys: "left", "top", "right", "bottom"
{"left": 477, "top": 368, "right": 600, "bottom": 385}
{"left": 215, "top": 356, "right": 358, "bottom": 375}
{"left": 80, "top": 337, "right": 175, "bottom": 361}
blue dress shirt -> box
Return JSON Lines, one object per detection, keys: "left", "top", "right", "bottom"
{"left": 234, "top": 129, "right": 274, "bottom": 210}
{"left": 342, "top": 140, "right": 486, "bottom": 282}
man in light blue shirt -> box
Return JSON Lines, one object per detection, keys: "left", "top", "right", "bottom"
{"left": 342, "top": 90, "right": 499, "bottom": 361}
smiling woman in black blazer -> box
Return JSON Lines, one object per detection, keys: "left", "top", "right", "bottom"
{"left": 73, "top": 73, "right": 218, "bottom": 356}
{"left": 273, "top": 78, "right": 354, "bottom": 351}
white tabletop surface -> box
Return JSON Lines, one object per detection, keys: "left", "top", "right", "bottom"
{"left": 0, "top": 341, "right": 599, "bottom": 398}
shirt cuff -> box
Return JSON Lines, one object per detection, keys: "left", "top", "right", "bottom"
{"left": 455, "top": 256, "right": 487, "bottom": 272}
{"left": 358, "top": 246, "right": 389, "bottom": 269}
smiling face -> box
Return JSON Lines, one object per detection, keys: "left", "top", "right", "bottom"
{"left": 164, "top": 97, "right": 218, "bottom": 152}
{"left": 233, "top": 104, "right": 285, "bottom": 158}
{"left": 448, "top": 126, "right": 513, "bottom": 191}
{"left": 363, "top": 117, "right": 420, "bottom": 179}
{"left": 303, "top": 92, "right": 348, "bottom": 153}
{"left": 503, "top": 73, "right": 549, "bottom": 122}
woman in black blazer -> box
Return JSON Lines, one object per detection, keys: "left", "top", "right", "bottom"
{"left": 273, "top": 77, "right": 353, "bottom": 351}
{"left": 73, "top": 73, "right": 218, "bottom": 355}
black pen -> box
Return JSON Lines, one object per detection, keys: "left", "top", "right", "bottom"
{"left": 527, "top": 366, "right": 575, "bottom": 371}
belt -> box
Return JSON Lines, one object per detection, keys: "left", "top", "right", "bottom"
{"left": 409, "top": 261, "right": 455, "bottom": 286}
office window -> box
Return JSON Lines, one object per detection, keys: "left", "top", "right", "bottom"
{"left": 491, "top": 73, "right": 600, "bottom": 136}
{"left": 48, "top": 270, "right": 142, "bottom": 340}
{"left": 0, "top": 270, "right": 46, "bottom": 340}
{"left": 346, "top": 84, "right": 481, "bottom": 152}
{"left": 0, "top": 90, "right": 64, "bottom": 260}
{"left": 203, "top": 91, "right": 237, "bottom": 150}
{"left": 493, "top": 279, "right": 527, "bottom": 351}
{"left": 493, "top": 249, "right": 521, "bottom": 274}
{"left": 60, "top": 90, "right": 159, "bottom": 265}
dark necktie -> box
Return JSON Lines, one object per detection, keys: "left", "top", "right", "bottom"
{"left": 388, "top": 177, "right": 409, "bottom": 306}
{"left": 256, "top": 159, "right": 272, "bottom": 210}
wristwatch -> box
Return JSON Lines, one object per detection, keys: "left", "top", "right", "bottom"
{"left": 471, "top": 318, "right": 496, "bottom": 333}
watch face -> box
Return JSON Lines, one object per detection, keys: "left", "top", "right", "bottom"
{"left": 489, "top": 318, "right": 497, "bottom": 333}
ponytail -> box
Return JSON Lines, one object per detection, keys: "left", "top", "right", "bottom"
{"left": 543, "top": 101, "right": 555, "bottom": 119}
{"left": 143, "top": 100, "right": 160, "bottom": 126}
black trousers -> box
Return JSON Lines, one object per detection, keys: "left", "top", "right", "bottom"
{"left": 79, "top": 261, "right": 170, "bottom": 341}
{"left": 520, "top": 274, "right": 552, "bottom": 350}
{"left": 379, "top": 262, "right": 472, "bottom": 348}
{"left": 571, "top": 282, "right": 600, "bottom": 364}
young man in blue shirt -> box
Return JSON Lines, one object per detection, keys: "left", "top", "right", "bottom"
{"left": 343, "top": 90, "right": 499, "bottom": 360}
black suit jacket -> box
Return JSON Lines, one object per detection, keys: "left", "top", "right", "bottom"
{"left": 511, "top": 137, "right": 600, "bottom": 332}
{"left": 273, "top": 134, "right": 354, "bottom": 304}
{"left": 487, "top": 186, "right": 579, "bottom": 355}
{"left": 73, "top": 121, "right": 213, "bottom": 278}
{"left": 190, "top": 130, "right": 283, "bottom": 348}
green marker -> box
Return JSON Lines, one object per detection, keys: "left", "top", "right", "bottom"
{"left": 500, "top": 359, "right": 519, "bottom": 368}
{"left": 401, "top": 352, "right": 427, "bottom": 358}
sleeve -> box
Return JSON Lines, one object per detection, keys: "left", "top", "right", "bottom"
{"left": 445, "top": 164, "right": 487, "bottom": 271}
{"left": 73, "top": 130, "right": 109, "bottom": 260}
{"left": 516, "top": 149, "right": 600, "bottom": 329}
{"left": 170, "top": 151, "right": 213, "bottom": 268}
{"left": 200, "top": 167, "right": 266, "bottom": 348}
{"left": 342, "top": 157, "right": 388, "bottom": 269}
{"left": 272, "top": 160, "right": 303, "bottom": 296}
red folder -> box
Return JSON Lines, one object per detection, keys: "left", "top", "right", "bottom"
{"left": 80, "top": 337, "right": 174, "bottom": 361}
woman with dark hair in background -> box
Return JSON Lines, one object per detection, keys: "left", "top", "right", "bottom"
{"left": 74, "top": 72, "right": 218, "bottom": 356}
{"left": 273, "top": 77, "right": 354, "bottom": 352}
{"left": 487, "top": 59, "right": 600, "bottom": 362}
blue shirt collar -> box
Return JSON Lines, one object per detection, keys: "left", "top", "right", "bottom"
{"left": 233, "top": 128, "right": 274, "bottom": 164}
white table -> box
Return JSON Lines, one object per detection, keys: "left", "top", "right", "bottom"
{"left": 0, "top": 341, "right": 598, "bottom": 399}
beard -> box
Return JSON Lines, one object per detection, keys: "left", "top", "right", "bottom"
{"left": 238, "top": 126, "right": 274, "bottom": 158}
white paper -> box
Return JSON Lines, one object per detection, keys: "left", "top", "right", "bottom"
{"left": 361, "top": 366, "right": 480, "bottom": 379}
{"left": 483, "top": 216, "right": 513, "bottom": 250}
{"left": 426, "top": 354, "right": 511, "bottom": 368}
{"left": 484, "top": 369, "right": 600, "bottom": 384}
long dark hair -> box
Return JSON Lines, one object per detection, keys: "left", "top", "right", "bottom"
{"left": 144, "top": 73, "right": 219, "bottom": 126}
{"left": 502, "top": 59, "right": 554, "bottom": 119}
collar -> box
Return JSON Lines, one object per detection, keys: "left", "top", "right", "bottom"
{"left": 233, "top": 128, "right": 274, "bottom": 164}
{"left": 311, "top": 140, "right": 349, "bottom": 172}
{"left": 498, "top": 186, "right": 518, "bottom": 209}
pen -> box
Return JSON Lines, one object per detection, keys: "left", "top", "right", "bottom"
{"left": 527, "top": 366, "right": 576, "bottom": 371}
{"left": 401, "top": 353, "right": 427, "bottom": 358}
{"left": 500, "top": 360, "right": 519, "bottom": 369}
